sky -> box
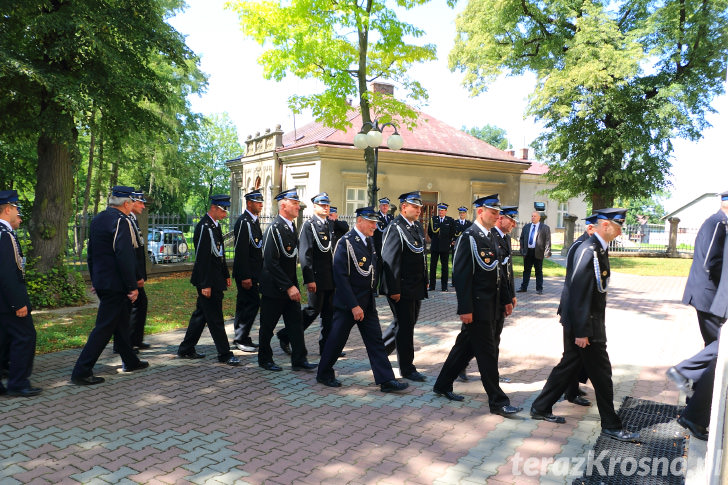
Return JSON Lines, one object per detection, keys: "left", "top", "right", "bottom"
{"left": 168, "top": 0, "right": 726, "bottom": 213}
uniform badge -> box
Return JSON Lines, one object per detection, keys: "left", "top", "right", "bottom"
{"left": 323, "top": 235, "right": 328, "bottom": 240}
{"left": 355, "top": 236, "right": 360, "bottom": 242}
{"left": 414, "top": 241, "right": 419, "bottom": 246}
{"left": 480, "top": 251, "right": 485, "bottom": 257}
{"left": 485, "top": 258, "right": 491, "bottom": 264}
{"left": 358, "top": 261, "right": 364, "bottom": 267}
{"left": 362, "top": 257, "right": 366, "bottom": 262}
{"left": 286, "top": 246, "right": 292, "bottom": 251}
{"left": 602, "top": 271, "right": 608, "bottom": 276}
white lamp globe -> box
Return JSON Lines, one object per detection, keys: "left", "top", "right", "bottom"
{"left": 366, "top": 129, "right": 383, "bottom": 147}
{"left": 353, "top": 132, "right": 369, "bottom": 149}
{"left": 387, "top": 133, "right": 404, "bottom": 151}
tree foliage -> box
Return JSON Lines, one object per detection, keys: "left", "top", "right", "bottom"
{"left": 449, "top": 0, "right": 728, "bottom": 209}
{"left": 0, "top": 0, "right": 205, "bottom": 271}
{"left": 463, "top": 124, "right": 511, "bottom": 150}
{"left": 227, "top": 0, "right": 437, "bottom": 204}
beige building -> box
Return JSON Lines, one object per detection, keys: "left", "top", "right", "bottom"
{"left": 226, "top": 92, "right": 586, "bottom": 229}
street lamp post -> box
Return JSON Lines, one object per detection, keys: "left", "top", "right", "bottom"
{"left": 353, "top": 119, "right": 404, "bottom": 206}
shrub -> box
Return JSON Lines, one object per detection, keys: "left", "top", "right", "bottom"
{"left": 25, "top": 260, "right": 88, "bottom": 309}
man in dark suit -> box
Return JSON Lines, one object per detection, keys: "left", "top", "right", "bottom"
{"left": 128, "top": 190, "right": 150, "bottom": 351}
{"left": 71, "top": 186, "right": 149, "bottom": 385}
{"left": 231, "top": 189, "right": 264, "bottom": 352}
{"left": 433, "top": 195, "right": 521, "bottom": 416}
{"left": 667, "top": 191, "right": 728, "bottom": 394}
{"left": 530, "top": 209, "right": 640, "bottom": 442}
{"left": 373, "top": 197, "right": 393, "bottom": 258}
{"left": 278, "top": 192, "right": 335, "bottom": 355}
{"left": 677, "top": 338, "right": 718, "bottom": 441}
{"left": 453, "top": 206, "right": 472, "bottom": 242}
{"left": 257, "top": 188, "right": 317, "bottom": 372}
{"left": 518, "top": 210, "right": 551, "bottom": 295}
{"left": 177, "top": 195, "right": 240, "bottom": 366}
{"left": 0, "top": 190, "right": 41, "bottom": 396}
{"left": 316, "top": 207, "right": 409, "bottom": 393}
{"left": 381, "top": 191, "right": 428, "bottom": 382}
{"left": 328, "top": 206, "right": 349, "bottom": 247}
{"left": 428, "top": 203, "right": 455, "bottom": 291}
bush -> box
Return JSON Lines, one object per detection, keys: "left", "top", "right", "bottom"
{"left": 25, "top": 261, "right": 88, "bottom": 309}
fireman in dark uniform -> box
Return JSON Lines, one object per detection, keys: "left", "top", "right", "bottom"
{"left": 328, "top": 207, "right": 349, "bottom": 247}
{"left": 428, "top": 203, "right": 455, "bottom": 291}
{"left": 177, "top": 195, "right": 240, "bottom": 366}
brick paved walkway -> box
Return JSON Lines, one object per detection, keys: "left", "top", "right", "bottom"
{"left": 1, "top": 272, "right": 702, "bottom": 484}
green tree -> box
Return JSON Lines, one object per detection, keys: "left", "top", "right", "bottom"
{"left": 463, "top": 124, "right": 511, "bottom": 150}
{"left": 0, "top": 0, "right": 204, "bottom": 271}
{"left": 615, "top": 195, "right": 667, "bottom": 225}
{"left": 449, "top": 0, "right": 728, "bottom": 210}
{"left": 227, "top": 0, "right": 437, "bottom": 205}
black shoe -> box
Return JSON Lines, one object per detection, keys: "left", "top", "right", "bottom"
{"left": 178, "top": 351, "right": 206, "bottom": 359}
{"left": 233, "top": 342, "right": 258, "bottom": 352}
{"left": 380, "top": 379, "right": 409, "bottom": 393}
{"left": 316, "top": 377, "right": 342, "bottom": 388}
{"left": 0, "top": 387, "right": 5, "bottom": 395}
{"left": 259, "top": 362, "right": 282, "bottom": 372}
{"left": 677, "top": 415, "right": 708, "bottom": 441}
{"left": 536, "top": 290, "right": 543, "bottom": 295}
{"left": 135, "top": 342, "right": 152, "bottom": 350}
{"left": 222, "top": 356, "right": 241, "bottom": 366}
{"left": 71, "top": 375, "right": 105, "bottom": 386}
{"left": 121, "top": 360, "right": 149, "bottom": 373}
{"left": 667, "top": 366, "right": 693, "bottom": 396}
{"left": 292, "top": 361, "right": 318, "bottom": 371}
{"left": 530, "top": 408, "right": 565, "bottom": 423}
{"left": 7, "top": 387, "right": 43, "bottom": 397}
{"left": 567, "top": 395, "right": 591, "bottom": 406}
{"left": 434, "top": 388, "right": 464, "bottom": 401}
{"left": 601, "top": 428, "right": 641, "bottom": 442}
{"left": 441, "top": 288, "right": 448, "bottom": 292}
{"left": 577, "top": 387, "right": 587, "bottom": 397}
{"left": 491, "top": 405, "right": 522, "bottom": 416}
{"left": 499, "top": 376, "right": 512, "bottom": 383}
{"left": 402, "top": 371, "right": 427, "bottom": 382}
{"left": 516, "top": 288, "right": 527, "bottom": 293}
{"left": 113, "top": 348, "right": 139, "bottom": 354}
{"left": 457, "top": 371, "right": 468, "bottom": 382}
{"left": 279, "top": 339, "right": 292, "bottom": 355}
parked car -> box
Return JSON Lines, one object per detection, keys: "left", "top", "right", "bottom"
{"left": 147, "top": 227, "right": 190, "bottom": 264}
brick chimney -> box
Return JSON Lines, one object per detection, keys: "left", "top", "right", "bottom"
{"left": 506, "top": 149, "right": 516, "bottom": 157}
{"left": 519, "top": 148, "right": 529, "bottom": 160}
{"left": 370, "top": 82, "right": 394, "bottom": 95}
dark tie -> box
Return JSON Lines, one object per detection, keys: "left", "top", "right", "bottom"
{"left": 528, "top": 224, "right": 536, "bottom": 245}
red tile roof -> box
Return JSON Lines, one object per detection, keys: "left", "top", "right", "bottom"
{"left": 280, "top": 109, "right": 529, "bottom": 164}
{"left": 524, "top": 161, "right": 549, "bottom": 174}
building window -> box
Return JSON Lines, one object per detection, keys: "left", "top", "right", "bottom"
{"left": 557, "top": 202, "right": 568, "bottom": 228}
{"left": 345, "top": 187, "right": 367, "bottom": 216}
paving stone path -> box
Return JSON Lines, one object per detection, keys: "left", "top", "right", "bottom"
{"left": 1, "top": 271, "right": 701, "bottom": 484}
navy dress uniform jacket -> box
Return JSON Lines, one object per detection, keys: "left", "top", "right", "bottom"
{"left": 299, "top": 216, "right": 335, "bottom": 290}
{"left": 232, "top": 211, "right": 263, "bottom": 282}
{"left": 380, "top": 215, "right": 428, "bottom": 300}
{"left": 88, "top": 208, "right": 138, "bottom": 293}
{"left": 557, "top": 231, "right": 590, "bottom": 319}
{"left": 562, "top": 235, "right": 610, "bottom": 342}
{"left": 0, "top": 226, "right": 30, "bottom": 313}
{"left": 454, "top": 219, "right": 472, "bottom": 239}
{"left": 331, "top": 219, "right": 350, "bottom": 247}
{"left": 332, "top": 230, "right": 377, "bottom": 311}
{"left": 190, "top": 214, "right": 229, "bottom": 291}
{"left": 260, "top": 215, "right": 300, "bottom": 298}
{"left": 683, "top": 210, "right": 727, "bottom": 315}
{"left": 492, "top": 229, "right": 515, "bottom": 303}
{"left": 373, "top": 211, "right": 393, "bottom": 255}
{"left": 452, "top": 224, "right": 509, "bottom": 320}
{"left": 129, "top": 214, "right": 147, "bottom": 281}
{"left": 428, "top": 215, "right": 456, "bottom": 252}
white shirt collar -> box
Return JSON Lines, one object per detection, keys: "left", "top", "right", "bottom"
{"left": 354, "top": 227, "right": 368, "bottom": 243}
{"left": 281, "top": 216, "right": 294, "bottom": 232}
{"left": 245, "top": 209, "right": 258, "bottom": 222}
{"left": 594, "top": 232, "right": 608, "bottom": 250}
{"left": 473, "top": 220, "right": 491, "bottom": 235}
{"left": 494, "top": 226, "right": 505, "bottom": 238}
{"left": 207, "top": 213, "right": 219, "bottom": 227}
{"left": 0, "top": 219, "right": 12, "bottom": 231}
{"left": 314, "top": 214, "right": 326, "bottom": 224}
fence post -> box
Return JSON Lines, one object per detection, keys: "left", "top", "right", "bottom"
{"left": 562, "top": 214, "right": 578, "bottom": 256}
{"left": 667, "top": 216, "right": 680, "bottom": 257}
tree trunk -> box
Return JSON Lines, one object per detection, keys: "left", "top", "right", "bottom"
{"left": 29, "top": 108, "right": 76, "bottom": 273}
{"left": 591, "top": 193, "right": 614, "bottom": 211}
{"left": 79, "top": 110, "right": 96, "bottom": 254}
{"left": 93, "top": 132, "right": 104, "bottom": 215}
{"left": 110, "top": 155, "right": 119, "bottom": 186}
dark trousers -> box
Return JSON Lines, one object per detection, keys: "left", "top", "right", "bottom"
{"left": 72, "top": 291, "right": 140, "bottom": 379}
{"left": 317, "top": 305, "right": 395, "bottom": 385}
{"left": 382, "top": 298, "right": 399, "bottom": 355}
{"left": 565, "top": 366, "right": 590, "bottom": 400}
{"left": 258, "top": 295, "right": 308, "bottom": 366}
{"left": 129, "top": 286, "right": 148, "bottom": 347}
{"left": 178, "top": 289, "right": 233, "bottom": 362}
{"left": 435, "top": 318, "right": 510, "bottom": 410}
{"left": 388, "top": 297, "right": 421, "bottom": 376}
{"left": 429, "top": 251, "right": 450, "bottom": 290}
{"left": 521, "top": 248, "right": 544, "bottom": 291}
{"left": 460, "top": 308, "right": 506, "bottom": 376}
{"left": 684, "top": 353, "right": 718, "bottom": 429}
{"left": 233, "top": 279, "right": 260, "bottom": 345}
{"left": 0, "top": 312, "right": 36, "bottom": 391}
{"left": 532, "top": 328, "right": 622, "bottom": 430}
{"left": 676, "top": 310, "right": 725, "bottom": 381}
{"left": 279, "top": 288, "right": 334, "bottom": 354}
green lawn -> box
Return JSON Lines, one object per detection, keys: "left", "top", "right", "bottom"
{"left": 608, "top": 257, "right": 692, "bottom": 276}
